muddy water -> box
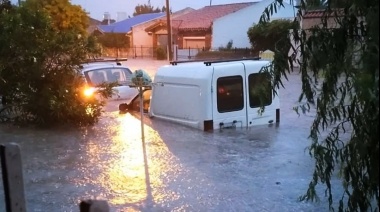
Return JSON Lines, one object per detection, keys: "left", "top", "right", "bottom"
{"left": 0, "top": 60, "right": 342, "bottom": 211}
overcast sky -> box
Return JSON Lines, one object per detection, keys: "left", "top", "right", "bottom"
{"left": 69, "top": 0, "right": 262, "bottom": 21}
{"left": 10, "top": 0, "right": 293, "bottom": 21}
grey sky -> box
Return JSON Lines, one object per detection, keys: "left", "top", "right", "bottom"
{"left": 69, "top": 0, "right": 260, "bottom": 21}
{"left": 10, "top": 0, "right": 292, "bottom": 22}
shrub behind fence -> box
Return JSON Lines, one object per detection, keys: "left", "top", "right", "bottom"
{"left": 101, "top": 46, "right": 168, "bottom": 59}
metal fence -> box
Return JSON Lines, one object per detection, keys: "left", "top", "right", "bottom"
{"left": 101, "top": 46, "right": 160, "bottom": 59}
{"left": 101, "top": 46, "right": 258, "bottom": 61}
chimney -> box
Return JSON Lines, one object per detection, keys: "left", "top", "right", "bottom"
{"left": 103, "top": 12, "right": 111, "bottom": 25}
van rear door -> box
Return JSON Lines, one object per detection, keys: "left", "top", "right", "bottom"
{"left": 212, "top": 63, "right": 247, "bottom": 129}
{"left": 244, "top": 62, "right": 278, "bottom": 126}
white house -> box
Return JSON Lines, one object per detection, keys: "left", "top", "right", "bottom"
{"left": 212, "top": 0, "right": 297, "bottom": 49}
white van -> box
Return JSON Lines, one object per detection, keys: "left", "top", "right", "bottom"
{"left": 123, "top": 58, "right": 280, "bottom": 131}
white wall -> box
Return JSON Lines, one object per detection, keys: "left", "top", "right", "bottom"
{"left": 132, "top": 20, "right": 158, "bottom": 47}
{"left": 129, "top": 20, "right": 163, "bottom": 58}
{"left": 212, "top": 0, "right": 297, "bottom": 49}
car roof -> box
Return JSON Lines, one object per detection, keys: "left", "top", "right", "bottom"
{"left": 80, "top": 62, "right": 129, "bottom": 73}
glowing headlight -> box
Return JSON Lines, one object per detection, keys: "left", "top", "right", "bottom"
{"left": 84, "top": 87, "right": 96, "bottom": 97}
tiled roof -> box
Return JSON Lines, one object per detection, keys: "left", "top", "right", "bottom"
{"left": 97, "top": 12, "right": 165, "bottom": 33}
{"left": 89, "top": 17, "right": 101, "bottom": 26}
{"left": 87, "top": 17, "right": 102, "bottom": 33}
{"left": 303, "top": 9, "right": 344, "bottom": 19}
{"left": 173, "top": 2, "right": 255, "bottom": 31}
{"left": 145, "top": 7, "right": 196, "bottom": 32}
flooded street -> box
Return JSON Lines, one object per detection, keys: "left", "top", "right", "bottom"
{"left": 0, "top": 59, "right": 341, "bottom": 211}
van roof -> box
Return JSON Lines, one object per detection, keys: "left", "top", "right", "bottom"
{"left": 155, "top": 58, "right": 271, "bottom": 82}
{"left": 169, "top": 57, "right": 262, "bottom": 66}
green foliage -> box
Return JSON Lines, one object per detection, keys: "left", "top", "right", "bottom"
{"left": 155, "top": 47, "right": 167, "bottom": 60}
{"left": 260, "top": 0, "right": 379, "bottom": 211}
{"left": 96, "top": 33, "right": 130, "bottom": 49}
{"left": 133, "top": 0, "right": 165, "bottom": 16}
{"left": 0, "top": 3, "right": 104, "bottom": 127}
{"left": 0, "top": 0, "right": 11, "bottom": 11}
{"left": 247, "top": 19, "right": 298, "bottom": 55}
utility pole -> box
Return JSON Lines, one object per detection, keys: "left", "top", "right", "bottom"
{"left": 165, "top": 0, "right": 173, "bottom": 61}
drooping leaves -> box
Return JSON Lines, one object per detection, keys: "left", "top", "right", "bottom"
{"left": 259, "top": 0, "right": 379, "bottom": 211}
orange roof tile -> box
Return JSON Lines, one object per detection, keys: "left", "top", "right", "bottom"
{"left": 173, "top": 2, "right": 255, "bottom": 31}
{"left": 303, "top": 8, "right": 344, "bottom": 19}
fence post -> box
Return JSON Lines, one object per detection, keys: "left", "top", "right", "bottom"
{"left": 0, "top": 143, "right": 26, "bottom": 212}
{"left": 141, "top": 45, "right": 143, "bottom": 58}
{"left": 79, "top": 200, "right": 110, "bottom": 212}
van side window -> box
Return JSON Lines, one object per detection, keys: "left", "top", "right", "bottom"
{"left": 248, "top": 73, "right": 272, "bottom": 108}
{"left": 217, "top": 76, "right": 244, "bottom": 113}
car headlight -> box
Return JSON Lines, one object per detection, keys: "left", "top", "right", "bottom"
{"left": 83, "top": 87, "right": 96, "bottom": 97}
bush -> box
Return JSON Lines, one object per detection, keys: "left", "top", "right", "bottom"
{"left": 0, "top": 4, "right": 103, "bottom": 127}
{"left": 155, "top": 47, "right": 167, "bottom": 60}
{"left": 247, "top": 19, "right": 299, "bottom": 54}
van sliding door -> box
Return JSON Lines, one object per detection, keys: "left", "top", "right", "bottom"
{"left": 212, "top": 63, "right": 247, "bottom": 129}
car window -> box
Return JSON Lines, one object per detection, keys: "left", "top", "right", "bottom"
{"left": 84, "top": 67, "right": 132, "bottom": 86}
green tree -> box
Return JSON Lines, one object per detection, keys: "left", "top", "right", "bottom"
{"left": 247, "top": 19, "right": 298, "bottom": 55}
{"left": 133, "top": 0, "right": 165, "bottom": 16}
{"left": 0, "top": 2, "right": 107, "bottom": 126}
{"left": 0, "top": 0, "right": 11, "bottom": 10}
{"left": 260, "top": 0, "right": 379, "bottom": 211}
{"left": 22, "top": 0, "right": 89, "bottom": 35}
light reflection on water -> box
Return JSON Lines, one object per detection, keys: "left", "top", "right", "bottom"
{"left": 79, "top": 112, "right": 181, "bottom": 207}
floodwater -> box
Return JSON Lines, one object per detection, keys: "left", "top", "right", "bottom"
{"left": 0, "top": 59, "right": 342, "bottom": 211}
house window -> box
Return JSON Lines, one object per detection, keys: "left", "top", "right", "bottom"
{"left": 248, "top": 73, "right": 272, "bottom": 108}
{"left": 217, "top": 76, "right": 244, "bottom": 113}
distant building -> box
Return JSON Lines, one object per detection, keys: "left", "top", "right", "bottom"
{"left": 103, "top": 12, "right": 111, "bottom": 23}
{"left": 145, "top": 3, "right": 254, "bottom": 50}
{"left": 101, "top": 12, "right": 115, "bottom": 25}
{"left": 212, "top": 0, "right": 296, "bottom": 49}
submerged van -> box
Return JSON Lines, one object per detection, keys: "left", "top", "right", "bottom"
{"left": 121, "top": 58, "right": 280, "bottom": 131}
